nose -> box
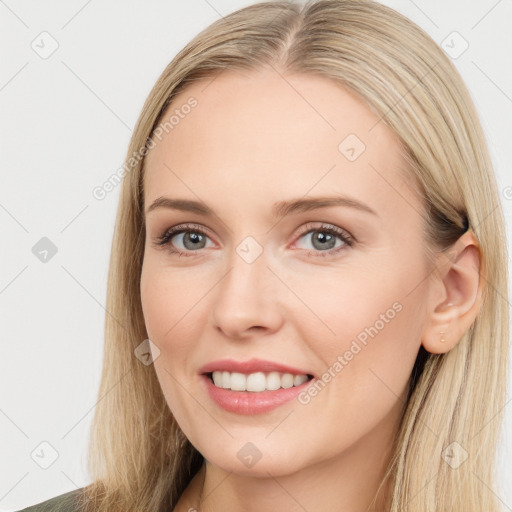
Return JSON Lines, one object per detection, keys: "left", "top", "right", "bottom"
{"left": 211, "top": 246, "right": 284, "bottom": 340}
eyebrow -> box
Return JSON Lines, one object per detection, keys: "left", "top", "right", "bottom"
{"left": 145, "top": 195, "right": 378, "bottom": 218}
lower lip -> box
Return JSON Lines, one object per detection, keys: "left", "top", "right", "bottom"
{"left": 201, "top": 374, "right": 313, "bottom": 415}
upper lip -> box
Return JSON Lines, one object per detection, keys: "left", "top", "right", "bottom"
{"left": 199, "top": 358, "right": 314, "bottom": 377}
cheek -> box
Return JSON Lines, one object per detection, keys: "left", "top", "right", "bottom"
{"left": 140, "top": 261, "right": 213, "bottom": 375}
{"left": 140, "top": 262, "right": 206, "bottom": 425}
{"left": 140, "top": 264, "right": 171, "bottom": 342}
{"left": 295, "top": 256, "right": 427, "bottom": 403}
{"left": 141, "top": 261, "right": 196, "bottom": 342}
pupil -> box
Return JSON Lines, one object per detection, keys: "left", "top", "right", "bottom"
{"left": 184, "top": 232, "right": 204, "bottom": 249}
{"left": 313, "top": 232, "right": 335, "bottom": 250}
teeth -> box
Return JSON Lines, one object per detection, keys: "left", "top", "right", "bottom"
{"left": 211, "top": 370, "right": 310, "bottom": 392}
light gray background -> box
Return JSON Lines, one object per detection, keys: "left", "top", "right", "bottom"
{"left": 1, "top": 0, "right": 511, "bottom": 510}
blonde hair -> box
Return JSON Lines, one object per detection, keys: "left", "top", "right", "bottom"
{"left": 80, "top": 1, "right": 509, "bottom": 510}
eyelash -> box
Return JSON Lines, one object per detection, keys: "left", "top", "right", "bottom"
{"left": 153, "top": 222, "right": 354, "bottom": 259}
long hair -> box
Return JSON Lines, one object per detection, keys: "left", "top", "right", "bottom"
{"left": 79, "top": 1, "right": 509, "bottom": 510}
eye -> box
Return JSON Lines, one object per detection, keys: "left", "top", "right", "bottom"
{"left": 152, "top": 223, "right": 214, "bottom": 257}
{"left": 152, "top": 222, "right": 354, "bottom": 258}
{"left": 293, "top": 222, "right": 354, "bottom": 257}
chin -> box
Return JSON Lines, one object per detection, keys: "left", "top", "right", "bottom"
{"left": 193, "top": 436, "right": 312, "bottom": 478}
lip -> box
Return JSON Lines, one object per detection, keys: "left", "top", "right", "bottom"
{"left": 201, "top": 373, "right": 314, "bottom": 415}
{"left": 198, "top": 357, "right": 314, "bottom": 377}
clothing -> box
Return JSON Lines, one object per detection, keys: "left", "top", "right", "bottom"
{"left": 15, "top": 488, "right": 86, "bottom": 512}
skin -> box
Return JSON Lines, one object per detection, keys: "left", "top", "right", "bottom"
{"left": 140, "top": 66, "right": 484, "bottom": 512}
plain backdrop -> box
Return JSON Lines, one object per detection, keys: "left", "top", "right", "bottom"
{"left": 1, "top": 0, "right": 511, "bottom": 510}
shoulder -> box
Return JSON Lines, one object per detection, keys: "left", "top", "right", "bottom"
{"left": 14, "top": 487, "right": 87, "bottom": 512}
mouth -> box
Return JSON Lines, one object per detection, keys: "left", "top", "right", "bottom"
{"left": 204, "top": 370, "right": 314, "bottom": 393}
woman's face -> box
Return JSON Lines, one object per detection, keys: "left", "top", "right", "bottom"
{"left": 140, "top": 67, "right": 434, "bottom": 476}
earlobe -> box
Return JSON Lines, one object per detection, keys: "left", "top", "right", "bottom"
{"left": 421, "top": 230, "right": 485, "bottom": 355}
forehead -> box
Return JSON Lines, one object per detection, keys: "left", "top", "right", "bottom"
{"left": 143, "top": 67, "right": 418, "bottom": 222}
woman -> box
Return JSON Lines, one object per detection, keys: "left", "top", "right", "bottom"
{"left": 18, "top": 0, "right": 509, "bottom": 510}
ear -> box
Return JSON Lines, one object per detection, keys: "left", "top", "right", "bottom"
{"left": 421, "top": 230, "right": 485, "bottom": 355}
